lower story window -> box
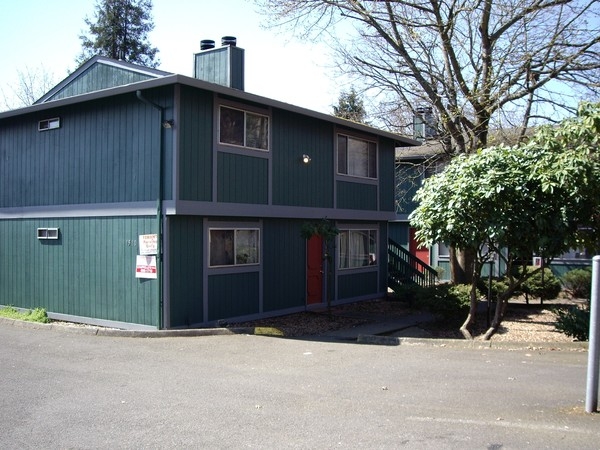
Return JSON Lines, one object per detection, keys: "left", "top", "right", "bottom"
{"left": 209, "top": 228, "right": 260, "bottom": 267}
{"left": 339, "top": 229, "right": 377, "bottom": 269}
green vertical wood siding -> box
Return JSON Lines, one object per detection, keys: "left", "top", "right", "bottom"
{"left": 272, "top": 109, "right": 334, "bottom": 208}
{"left": 378, "top": 138, "right": 396, "bottom": 212}
{"left": 48, "top": 64, "right": 157, "bottom": 101}
{"left": 388, "top": 222, "right": 409, "bottom": 248}
{"left": 0, "top": 217, "right": 158, "bottom": 326}
{"left": 262, "top": 219, "right": 307, "bottom": 311}
{"left": 178, "top": 86, "right": 213, "bottom": 201}
{"left": 194, "top": 46, "right": 244, "bottom": 90}
{"left": 395, "top": 163, "right": 423, "bottom": 214}
{"left": 336, "top": 181, "right": 378, "bottom": 210}
{"left": 0, "top": 92, "right": 173, "bottom": 207}
{"left": 217, "top": 153, "right": 268, "bottom": 204}
{"left": 208, "top": 272, "right": 259, "bottom": 320}
{"left": 378, "top": 223, "right": 389, "bottom": 292}
{"left": 167, "top": 216, "right": 204, "bottom": 326}
{"left": 337, "top": 271, "right": 379, "bottom": 300}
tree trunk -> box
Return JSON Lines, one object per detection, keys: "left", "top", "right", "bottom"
{"left": 450, "top": 247, "right": 476, "bottom": 284}
{"left": 482, "top": 295, "right": 509, "bottom": 340}
{"left": 459, "top": 281, "right": 479, "bottom": 340}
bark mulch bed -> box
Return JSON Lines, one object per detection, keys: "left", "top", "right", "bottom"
{"left": 232, "top": 296, "right": 584, "bottom": 342}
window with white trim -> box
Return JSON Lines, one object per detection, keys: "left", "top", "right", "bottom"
{"left": 338, "top": 229, "right": 377, "bottom": 269}
{"left": 37, "top": 227, "right": 60, "bottom": 240}
{"left": 38, "top": 118, "right": 60, "bottom": 131}
{"left": 337, "top": 134, "right": 377, "bottom": 179}
{"left": 209, "top": 228, "right": 260, "bottom": 267}
{"left": 219, "top": 106, "right": 269, "bottom": 150}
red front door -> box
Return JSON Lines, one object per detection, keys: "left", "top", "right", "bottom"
{"left": 409, "top": 227, "right": 430, "bottom": 267}
{"left": 306, "top": 236, "right": 324, "bottom": 305}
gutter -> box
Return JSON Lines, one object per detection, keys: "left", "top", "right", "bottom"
{"left": 136, "top": 90, "right": 166, "bottom": 330}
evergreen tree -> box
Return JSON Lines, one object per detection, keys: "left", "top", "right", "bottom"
{"left": 333, "top": 87, "right": 366, "bottom": 123}
{"left": 78, "top": 0, "right": 159, "bottom": 68}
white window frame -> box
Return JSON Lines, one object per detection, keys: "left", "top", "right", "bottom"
{"left": 38, "top": 117, "right": 60, "bottom": 131}
{"left": 338, "top": 227, "right": 378, "bottom": 269}
{"left": 37, "top": 227, "right": 60, "bottom": 240}
{"left": 218, "top": 105, "right": 269, "bottom": 151}
{"left": 208, "top": 227, "right": 260, "bottom": 268}
{"left": 337, "top": 134, "right": 377, "bottom": 179}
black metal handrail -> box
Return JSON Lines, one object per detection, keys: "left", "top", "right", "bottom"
{"left": 388, "top": 238, "right": 437, "bottom": 288}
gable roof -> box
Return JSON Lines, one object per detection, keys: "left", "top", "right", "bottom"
{"left": 35, "top": 55, "right": 172, "bottom": 104}
{"left": 4, "top": 57, "right": 419, "bottom": 147}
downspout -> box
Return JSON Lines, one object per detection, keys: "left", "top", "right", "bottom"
{"left": 136, "top": 90, "right": 165, "bottom": 329}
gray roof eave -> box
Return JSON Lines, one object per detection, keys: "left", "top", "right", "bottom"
{"left": 0, "top": 73, "right": 420, "bottom": 147}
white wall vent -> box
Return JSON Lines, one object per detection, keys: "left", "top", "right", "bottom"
{"left": 37, "top": 228, "right": 60, "bottom": 240}
{"left": 38, "top": 118, "right": 61, "bottom": 131}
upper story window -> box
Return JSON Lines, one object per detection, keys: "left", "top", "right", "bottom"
{"left": 219, "top": 106, "right": 269, "bottom": 151}
{"left": 337, "top": 134, "right": 377, "bottom": 179}
{"left": 38, "top": 117, "right": 60, "bottom": 131}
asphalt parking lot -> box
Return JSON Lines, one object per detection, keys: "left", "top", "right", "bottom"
{"left": 1, "top": 323, "right": 598, "bottom": 449}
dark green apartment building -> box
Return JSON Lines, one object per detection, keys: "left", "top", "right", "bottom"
{"left": 0, "top": 39, "right": 419, "bottom": 329}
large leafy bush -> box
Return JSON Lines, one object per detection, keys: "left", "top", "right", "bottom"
{"left": 521, "top": 267, "right": 561, "bottom": 301}
{"left": 555, "top": 301, "right": 590, "bottom": 341}
{"left": 561, "top": 268, "right": 592, "bottom": 299}
{"left": 414, "top": 283, "right": 472, "bottom": 321}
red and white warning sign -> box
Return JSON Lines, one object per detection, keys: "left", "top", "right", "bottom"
{"left": 136, "top": 255, "right": 157, "bottom": 279}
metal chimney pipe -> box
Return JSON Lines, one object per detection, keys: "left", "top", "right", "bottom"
{"left": 221, "top": 36, "right": 237, "bottom": 46}
{"left": 200, "top": 39, "right": 215, "bottom": 50}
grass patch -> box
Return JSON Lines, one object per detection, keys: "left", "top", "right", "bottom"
{"left": 0, "top": 306, "right": 50, "bottom": 323}
{"left": 253, "top": 326, "right": 285, "bottom": 336}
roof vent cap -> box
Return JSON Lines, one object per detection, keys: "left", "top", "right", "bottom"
{"left": 200, "top": 39, "right": 215, "bottom": 50}
{"left": 221, "top": 36, "right": 237, "bottom": 47}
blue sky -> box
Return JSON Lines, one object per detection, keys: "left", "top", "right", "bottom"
{"left": 0, "top": 0, "right": 344, "bottom": 113}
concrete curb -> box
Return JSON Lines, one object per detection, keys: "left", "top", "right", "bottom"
{"left": 0, "top": 317, "right": 256, "bottom": 338}
{"left": 357, "top": 333, "right": 589, "bottom": 350}
{"left": 0, "top": 317, "right": 589, "bottom": 350}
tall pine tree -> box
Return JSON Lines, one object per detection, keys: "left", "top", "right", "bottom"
{"left": 333, "top": 87, "right": 366, "bottom": 123}
{"left": 78, "top": 0, "right": 159, "bottom": 68}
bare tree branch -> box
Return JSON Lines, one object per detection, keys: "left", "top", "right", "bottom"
{"left": 0, "top": 66, "right": 56, "bottom": 110}
{"left": 257, "top": 0, "right": 600, "bottom": 154}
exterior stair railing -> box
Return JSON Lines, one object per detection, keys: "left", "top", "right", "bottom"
{"left": 388, "top": 238, "right": 438, "bottom": 289}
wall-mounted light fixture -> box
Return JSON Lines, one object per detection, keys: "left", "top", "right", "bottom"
{"left": 302, "top": 154, "right": 311, "bottom": 164}
{"left": 162, "top": 119, "right": 175, "bottom": 129}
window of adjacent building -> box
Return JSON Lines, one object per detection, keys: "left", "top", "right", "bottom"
{"left": 338, "top": 229, "right": 377, "bottom": 269}
{"left": 337, "top": 134, "right": 377, "bottom": 179}
{"left": 38, "top": 118, "right": 60, "bottom": 131}
{"left": 219, "top": 106, "right": 269, "bottom": 151}
{"left": 437, "top": 242, "right": 451, "bottom": 258}
{"left": 209, "top": 228, "right": 260, "bottom": 267}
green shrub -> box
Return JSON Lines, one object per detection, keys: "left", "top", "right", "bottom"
{"left": 477, "top": 277, "right": 510, "bottom": 301}
{"left": 415, "top": 283, "right": 471, "bottom": 321}
{"left": 392, "top": 283, "right": 420, "bottom": 304}
{"left": 26, "top": 308, "right": 51, "bottom": 323}
{"left": 555, "top": 301, "right": 590, "bottom": 341}
{"left": 561, "top": 268, "right": 592, "bottom": 299}
{"left": 0, "top": 306, "right": 50, "bottom": 323}
{"left": 521, "top": 266, "right": 561, "bottom": 300}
